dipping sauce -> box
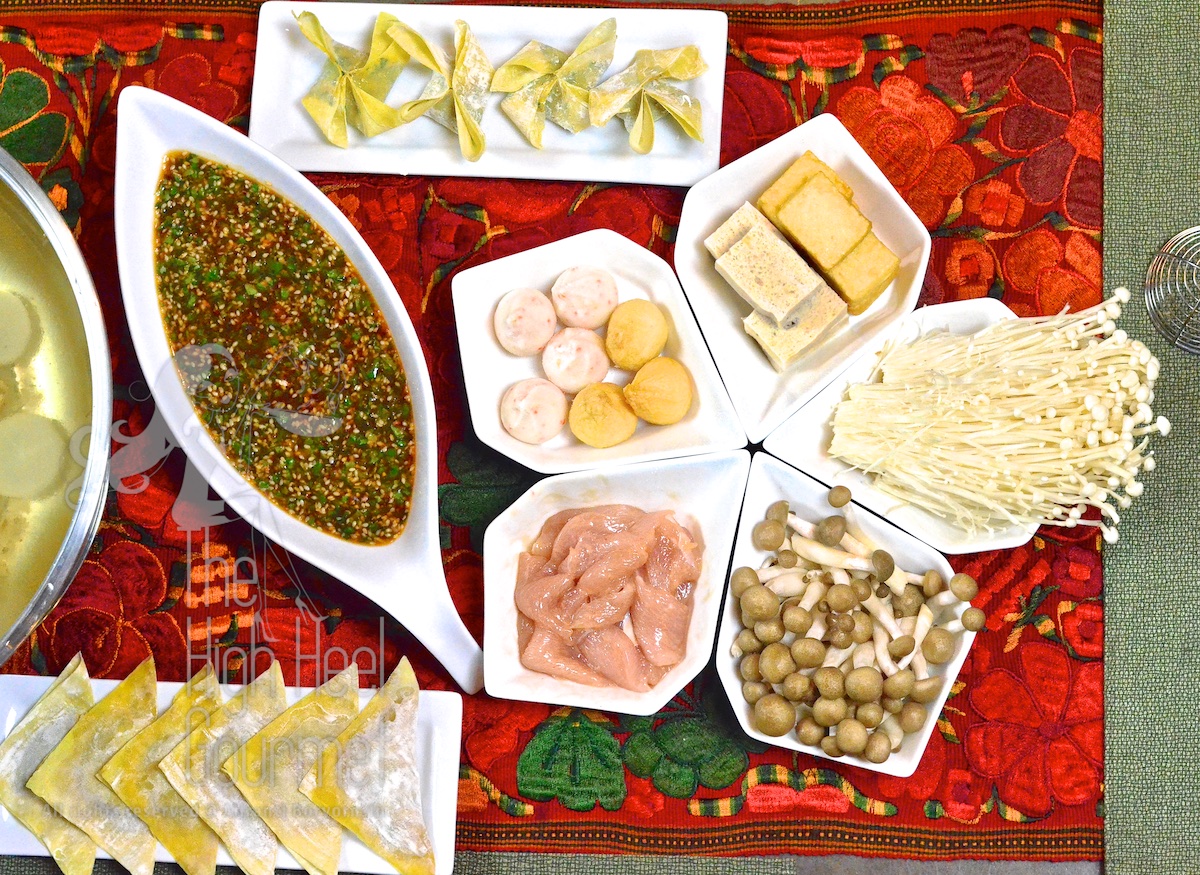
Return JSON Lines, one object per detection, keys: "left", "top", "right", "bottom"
{"left": 154, "top": 152, "right": 414, "bottom": 544}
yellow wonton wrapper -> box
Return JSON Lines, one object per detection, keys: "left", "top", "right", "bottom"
{"left": 300, "top": 658, "right": 432, "bottom": 875}
{"left": 225, "top": 664, "right": 360, "bottom": 875}
{"left": 297, "top": 11, "right": 410, "bottom": 148}
{"left": 159, "top": 662, "right": 287, "bottom": 875}
{"left": 26, "top": 657, "right": 158, "bottom": 875}
{"left": 589, "top": 46, "right": 707, "bottom": 154}
{"left": 0, "top": 654, "right": 96, "bottom": 875}
{"left": 388, "top": 20, "right": 493, "bottom": 161}
{"left": 99, "top": 664, "right": 223, "bottom": 875}
{"left": 491, "top": 18, "right": 616, "bottom": 148}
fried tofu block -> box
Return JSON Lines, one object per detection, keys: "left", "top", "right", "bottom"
{"left": 757, "top": 151, "right": 855, "bottom": 223}
{"left": 703, "top": 202, "right": 785, "bottom": 258}
{"left": 714, "top": 223, "right": 825, "bottom": 327}
{"left": 774, "top": 174, "right": 871, "bottom": 272}
{"left": 828, "top": 230, "right": 901, "bottom": 315}
{"left": 743, "top": 285, "right": 848, "bottom": 371}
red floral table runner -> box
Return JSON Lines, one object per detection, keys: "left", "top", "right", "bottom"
{"left": 0, "top": 0, "right": 1102, "bottom": 861}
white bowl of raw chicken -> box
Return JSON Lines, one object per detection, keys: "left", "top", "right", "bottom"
{"left": 483, "top": 450, "right": 751, "bottom": 715}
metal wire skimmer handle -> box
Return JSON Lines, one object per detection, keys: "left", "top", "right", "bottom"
{"left": 1145, "top": 226, "right": 1200, "bottom": 354}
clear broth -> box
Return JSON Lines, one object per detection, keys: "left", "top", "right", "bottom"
{"left": 0, "top": 182, "right": 92, "bottom": 639}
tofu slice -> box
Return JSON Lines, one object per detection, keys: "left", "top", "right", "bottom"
{"left": 757, "top": 151, "right": 855, "bottom": 223}
{"left": 703, "top": 201, "right": 785, "bottom": 258}
{"left": 774, "top": 174, "right": 871, "bottom": 272}
{"left": 714, "top": 223, "right": 825, "bottom": 327}
{"left": 743, "top": 285, "right": 848, "bottom": 372}
{"left": 828, "top": 230, "right": 901, "bottom": 315}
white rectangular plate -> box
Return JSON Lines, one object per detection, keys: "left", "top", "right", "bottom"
{"left": 249, "top": 1, "right": 727, "bottom": 186}
{"left": 674, "top": 114, "right": 932, "bottom": 443}
{"left": 716, "top": 452, "right": 972, "bottom": 777}
{"left": 763, "top": 298, "right": 1038, "bottom": 555}
{"left": 453, "top": 229, "right": 746, "bottom": 475}
{"left": 0, "top": 673, "right": 461, "bottom": 875}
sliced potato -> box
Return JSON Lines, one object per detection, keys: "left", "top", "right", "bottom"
{"left": 0, "top": 412, "right": 68, "bottom": 499}
{"left": 0, "top": 291, "right": 38, "bottom": 366}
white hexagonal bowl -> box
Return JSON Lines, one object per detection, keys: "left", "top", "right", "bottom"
{"left": 483, "top": 449, "right": 750, "bottom": 715}
{"left": 452, "top": 228, "right": 746, "bottom": 475}
{"left": 716, "top": 452, "right": 974, "bottom": 777}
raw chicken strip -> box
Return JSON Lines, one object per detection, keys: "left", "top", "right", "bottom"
{"left": 577, "top": 626, "right": 656, "bottom": 692}
{"left": 520, "top": 627, "right": 609, "bottom": 686}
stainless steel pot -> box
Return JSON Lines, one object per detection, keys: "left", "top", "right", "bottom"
{"left": 0, "top": 147, "right": 112, "bottom": 668}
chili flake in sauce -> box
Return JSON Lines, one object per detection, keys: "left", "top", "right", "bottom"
{"left": 154, "top": 151, "right": 415, "bottom": 544}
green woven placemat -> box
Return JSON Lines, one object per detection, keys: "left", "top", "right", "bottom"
{"left": 1103, "top": 1, "right": 1200, "bottom": 872}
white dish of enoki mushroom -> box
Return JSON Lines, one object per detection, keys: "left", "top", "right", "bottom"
{"left": 764, "top": 293, "right": 1169, "bottom": 554}
{"left": 717, "top": 453, "right": 981, "bottom": 776}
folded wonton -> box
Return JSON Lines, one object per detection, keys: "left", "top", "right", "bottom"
{"left": 388, "top": 20, "right": 493, "bottom": 161}
{"left": 301, "top": 658, "right": 432, "bottom": 875}
{"left": 225, "top": 664, "right": 360, "bottom": 875}
{"left": 589, "top": 46, "right": 707, "bottom": 154}
{"left": 297, "top": 11, "right": 410, "bottom": 147}
{"left": 26, "top": 656, "right": 158, "bottom": 875}
{"left": 99, "top": 664, "right": 223, "bottom": 875}
{"left": 0, "top": 654, "right": 96, "bottom": 875}
{"left": 491, "top": 19, "right": 616, "bottom": 148}
{"left": 159, "top": 661, "right": 288, "bottom": 875}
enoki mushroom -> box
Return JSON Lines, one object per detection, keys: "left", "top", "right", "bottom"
{"left": 829, "top": 288, "right": 1169, "bottom": 543}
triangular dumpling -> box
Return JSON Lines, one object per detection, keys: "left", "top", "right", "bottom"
{"left": 99, "top": 664, "right": 223, "bottom": 875}
{"left": 301, "top": 658, "right": 433, "bottom": 875}
{"left": 159, "top": 661, "right": 287, "bottom": 875}
{"left": 0, "top": 654, "right": 97, "bottom": 875}
{"left": 225, "top": 664, "right": 359, "bottom": 875}
{"left": 26, "top": 656, "right": 158, "bottom": 875}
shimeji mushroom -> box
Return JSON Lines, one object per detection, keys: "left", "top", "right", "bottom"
{"left": 829, "top": 287, "right": 1169, "bottom": 543}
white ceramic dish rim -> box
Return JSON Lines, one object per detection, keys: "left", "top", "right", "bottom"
{"left": 674, "top": 113, "right": 932, "bottom": 444}
{"left": 0, "top": 672, "right": 461, "bottom": 875}
{"left": 249, "top": 1, "right": 728, "bottom": 187}
{"left": 715, "top": 451, "right": 974, "bottom": 777}
{"left": 451, "top": 228, "right": 747, "bottom": 475}
{"left": 482, "top": 449, "right": 752, "bottom": 715}
{"left": 763, "top": 297, "right": 1040, "bottom": 555}
{"left": 112, "top": 86, "right": 482, "bottom": 693}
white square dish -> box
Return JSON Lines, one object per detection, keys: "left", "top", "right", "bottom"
{"left": 0, "top": 673, "right": 461, "bottom": 875}
{"left": 674, "top": 114, "right": 932, "bottom": 444}
{"left": 249, "top": 2, "right": 727, "bottom": 186}
{"left": 716, "top": 452, "right": 973, "bottom": 778}
{"left": 453, "top": 228, "right": 746, "bottom": 475}
{"left": 483, "top": 450, "right": 751, "bottom": 715}
{"left": 763, "top": 298, "right": 1038, "bottom": 555}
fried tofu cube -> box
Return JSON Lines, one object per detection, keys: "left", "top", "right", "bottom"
{"left": 703, "top": 202, "right": 786, "bottom": 259}
{"left": 714, "top": 223, "right": 825, "bottom": 327}
{"left": 743, "top": 285, "right": 848, "bottom": 372}
{"left": 827, "top": 231, "right": 901, "bottom": 315}
{"left": 774, "top": 174, "right": 871, "bottom": 272}
{"left": 757, "top": 151, "right": 855, "bottom": 224}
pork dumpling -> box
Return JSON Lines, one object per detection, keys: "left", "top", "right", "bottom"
{"left": 26, "top": 656, "right": 158, "bottom": 875}
{"left": 494, "top": 287, "right": 557, "bottom": 356}
{"left": 542, "top": 328, "right": 609, "bottom": 393}
{"left": 550, "top": 267, "right": 618, "bottom": 329}
{"left": 0, "top": 654, "right": 96, "bottom": 875}
{"left": 225, "top": 664, "right": 359, "bottom": 875}
{"left": 300, "top": 658, "right": 434, "bottom": 875}
{"left": 500, "top": 378, "right": 567, "bottom": 444}
{"left": 159, "top": 662, "right": 288, "bottom": 875}
{"left": 99, "top": 664, "right": 223, "bottom": 875}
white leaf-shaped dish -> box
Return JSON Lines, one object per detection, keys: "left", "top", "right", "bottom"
{"left": 483, "top": 449, "right": 750, "bottom": 715}
{"left": 675, "top": 114, "right": 932, "bottom": 444}
{"left": 452, "top": 228, "right": 746, "bottom": 475}
{"left": 113, "top": 86, "right": 482, "bottom": 693}
{"left": 764, "top": 298, "right": 1038, "bottom": 554}
{"left": 716, "top": 452, "right": 972, "bottom": 777}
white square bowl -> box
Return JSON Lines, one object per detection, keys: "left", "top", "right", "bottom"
{"left": 453, "top": 228, "right": 746, "bottom": 475}
{"left": 674, "top": 114, "right": 932, "bottom": 444}
{"left": 715, "top": 452, "right": 974, "bottom": 777}
{"left": 763, "top": 298, "right": 1038, "bottom": 555}
{"left": 483, "top": 449, "right": 750, "bottom": 715}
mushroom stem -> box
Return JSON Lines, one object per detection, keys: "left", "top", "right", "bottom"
{"left": 897, "top": 605, "right": 934, "bottom": 671}
{"left": 873, "top": 624, "right": 901, "bottom": 676}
